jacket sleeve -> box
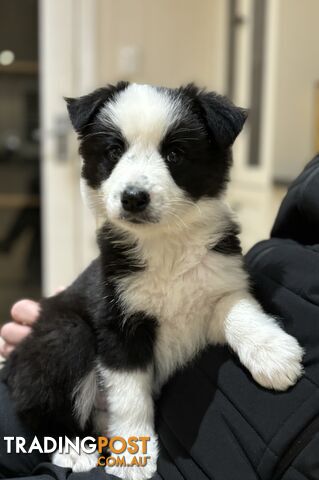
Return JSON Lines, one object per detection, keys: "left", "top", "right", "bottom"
{"left": 271, "top": 154, "right": 319, "bottom": 244}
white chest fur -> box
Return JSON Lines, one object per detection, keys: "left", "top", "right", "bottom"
{"left": 116, "top": 226, "right": 248, "bottom": 387}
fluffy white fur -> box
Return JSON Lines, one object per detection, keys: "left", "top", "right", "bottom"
{"left": 99, "top": 83, "right": 182, "bottom": 146}
{"left": 112, "top": 205, "right": 303, "bottom": 393}
{"left": 222, "top": 297, "right": 303, "bottom": 390}
{"left": 72, "top": 369, "right": 97, "bottom": 429}
{"left": 98, "top": 367, "right": 158, "bottom": 480}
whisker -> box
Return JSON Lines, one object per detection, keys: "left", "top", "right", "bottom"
{"left": 167, "top": 199, "right": 203, "bottom": 216}
{"left": 166, "top": 209, "right": 189, "bottom": 231}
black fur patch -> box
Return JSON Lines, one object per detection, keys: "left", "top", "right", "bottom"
{"left": 160, "top": 117, "right": 232, "bottom": 199}
{"left": 80, "top": 122, "right": 127, "bottom": 190}
{"left": 96, "top": 310, "right": 158, "bottom": 371}
{"left": 97, "top": 223, "right": 144, "bottom": 276}
{"left": 96, "top": 224, "right": 158, "bottom": 370}
{"left": 178, "top": 84, "right": 248, "bottom": 148}
{"left": 66, "top": 81, "right": 129, "bottom": 134}
{"left": 2, "top": 286, "right": 97, "bottom": 436}
{"left": 67, "top": 82, "right": 129, "bottom": 189}
{"left": 3, "top": 225, "right": 158, "bottom": 435}
{"left": 211, "top": 223, "right": 242, "bottom": 256}
{"left": 158, "top": 84, "right": 247, "bottom": 200}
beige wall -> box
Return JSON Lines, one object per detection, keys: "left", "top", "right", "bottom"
{"left": 272, "top": 0, "right": 319, "bottom": 181}
{"left": 96, "top": 0, "right": 227, "bottom": 92}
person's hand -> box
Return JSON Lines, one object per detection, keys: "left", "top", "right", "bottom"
{"left": 0, "top": 300, "right": 40, "bottom": 358}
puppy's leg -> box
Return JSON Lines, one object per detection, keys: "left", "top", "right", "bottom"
{"left": 98, "top": 366, "right": 158, "bottom": 480}
{"left": 208, "top": 291, "right": 304, "bottom": 390}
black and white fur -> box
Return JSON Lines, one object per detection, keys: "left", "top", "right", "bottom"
{"left": 3, "top": 82, "right": 303, "bottom": 479}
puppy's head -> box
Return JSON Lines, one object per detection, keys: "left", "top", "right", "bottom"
{"left": 66, "top": 82, "right": 247, "bottom": 233}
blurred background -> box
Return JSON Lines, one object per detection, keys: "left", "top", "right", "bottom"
{"left": 0, "top": 0, "right": 318, "bottom": 322}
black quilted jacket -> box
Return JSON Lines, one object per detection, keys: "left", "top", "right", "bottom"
{"left": 1, "top": 157, "right": 319, "bottom": 480}
{"left": 154, "top": 155, "right": 319, "bottom": 480}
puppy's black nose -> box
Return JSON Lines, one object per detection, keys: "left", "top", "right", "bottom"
{"left": 121, "top": 187, "right": 150, "bottom": 213}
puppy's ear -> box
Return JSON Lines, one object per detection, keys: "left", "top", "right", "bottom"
{"left": 65, "top": 81, "right": 129, "bottom": 134}
{"left": 184, "top": 85, "right": 248, "bottom": 147}
{"left": 65, "top": 88, "right": 110, "bottom": 133}
{"left": 198, "top": 90, "right": 248, "bottom": 147}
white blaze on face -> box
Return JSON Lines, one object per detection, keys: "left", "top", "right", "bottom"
{"left": 101, "top": 83, "right": 181, "bottom": 146}
{"left": 101, "top": 147, "right": 183, "bottom": 223}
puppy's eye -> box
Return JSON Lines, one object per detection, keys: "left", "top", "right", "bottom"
{"left": 166, "top": 150, "right": 182, "bottom": 165}
{"left": 107, "top": 146, "right": 123, "bottom": 163}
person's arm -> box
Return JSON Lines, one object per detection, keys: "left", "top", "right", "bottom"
{"left": 271, "top": 154, "right": 319, "bottom": 244}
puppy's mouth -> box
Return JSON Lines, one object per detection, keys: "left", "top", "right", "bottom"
{"left": 119, "top": 211, "right": 160, "bottom": 225}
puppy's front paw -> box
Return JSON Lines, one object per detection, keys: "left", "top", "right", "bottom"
{"left": 248, "top": 331, "right": 304, "bottom": 391}
{"left": 52, "top": 449, "right": 98, "bottom": 472}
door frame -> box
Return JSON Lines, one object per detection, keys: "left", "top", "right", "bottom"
{"left": 227, "top": 0, "right": 280, "bottom": 188}
{"left": 40, "top": 0, "right": 99, "bottom": 295}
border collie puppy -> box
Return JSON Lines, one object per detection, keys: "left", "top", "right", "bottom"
{"left": 3, "top": 82, "right": 303, "bottom": 479}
